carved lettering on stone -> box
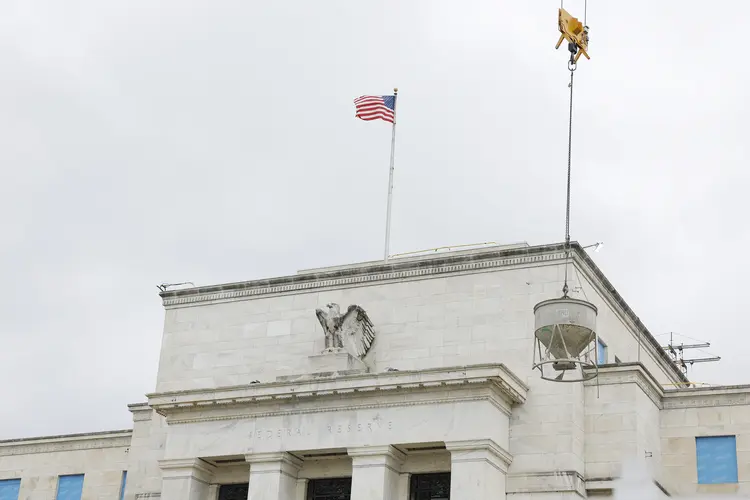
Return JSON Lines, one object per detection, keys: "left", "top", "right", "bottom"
{"left": 327, "top": 421, "right": 393, "bottom": 434}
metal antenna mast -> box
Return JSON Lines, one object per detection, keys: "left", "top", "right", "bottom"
{"left": 663, "top": 332, "right": 721, "bottom": 376}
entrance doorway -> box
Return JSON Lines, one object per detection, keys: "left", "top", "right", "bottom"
{"left": 307, "top": 477, "right": 352, "bottom": 500}
{"left": 410, "top": 472, "right": 451, "bottom": 499}
{"left": 218, "top": 483, "right": 249, "bottom": 500}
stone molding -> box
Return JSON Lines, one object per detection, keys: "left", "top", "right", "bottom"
{"left": 148, "top": 364, "right": 527, "bottom": 424}
{"left": 245, "top": 452, "right": 303, "bottom": 477}
{"left": 0, "top": 430, "right": 132, "bottom": 457}
{"left": 158, "top": 458, "right": 216, "bottom": 483}
{"left": 348, "top": 445, "right": 407, "bottom": 471}
{"left": 445, "top": 438, "right": 512, "bottom": 473}
{"left": 584, "top": 363, "right": 664, "bottom": 409}
{"left": 507, "top": 471, "right": 586, "bottom": 496}
{"left": 584, "top": 364, "right": 750, "bottom": 410}
{"left": 663, "top": 384, "right": 750, "bottom": 409}
{"left": 129, "top": 403, "right": 153, "bottom": 422}
{"left": 160, "top": 246, "right": 566, "bottom": 308}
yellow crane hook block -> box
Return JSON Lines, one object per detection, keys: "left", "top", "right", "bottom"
{"left": 555, "top": 8, "right": 590, "bottom": 62}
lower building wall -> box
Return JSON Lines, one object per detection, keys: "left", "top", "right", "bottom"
{"left": 7, "top": 367, "right": 750, "bottom": 499}
{"left": 0, "top": 431, "right": 131, "bottom": 499}
{"left": 661, "top": 390, "right": 750, "bottom": 496}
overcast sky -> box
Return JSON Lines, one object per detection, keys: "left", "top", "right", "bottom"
{"left": 0, "top": 0, "right": 747, "bottom": 439}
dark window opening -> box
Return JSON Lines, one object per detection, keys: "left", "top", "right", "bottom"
{"left": 410, "top": 472, "right": 451, "bottom": 499}
{"left": 218, "top": 483, "right": 249, "bottom": 500}
{"left": 307, "top": 477, "right": 352, "bottom": 500}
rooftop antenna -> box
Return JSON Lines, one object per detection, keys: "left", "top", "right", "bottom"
{"left": 157, "top": 282, "right": 195, "bottom": 292}
{"left": 662, "top": 332, "right": 721, "bottom": 382}
{"left": 532, "top": 0, "right": 599, "bottom": 384}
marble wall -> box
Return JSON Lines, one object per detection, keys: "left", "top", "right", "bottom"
{"left": 123, "top": 404, "right": 168, "bottom": 500}
{"left": 155, "top": 250, "right": 681, "bottom": 394}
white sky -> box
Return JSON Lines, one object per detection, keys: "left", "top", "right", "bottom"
{"left": 0, "top": 0, "right": 748, "bottom": 439}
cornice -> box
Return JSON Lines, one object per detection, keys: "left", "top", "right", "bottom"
{"left": 663, "top": 384, "right": 750, "bottom": 409}
{"left": 584, "top": 363, "right": 664, "bottom": 409}
{"left": 160, "top": 244, "right": 567, "bottom": 308}
{"left": 129, "top": 402, "right": 153, "bottom": 422}
{"left": 0, "top": 430, "right": 132, "bottom": 457}
{"left": 147, "top": 364, "right": 527, "bottom": 423}
{"left": 585, "top": 364, "right": 750, "bottom": 411}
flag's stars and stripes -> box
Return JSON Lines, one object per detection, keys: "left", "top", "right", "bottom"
{"left": 353, "top": 95, "right": 396, "bottom": 123}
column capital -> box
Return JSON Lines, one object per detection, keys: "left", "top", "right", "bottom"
{"left": 348, "top": 445, "right": 406, "bottom": 468}
{"left": 245, "top": 452, "right": 303, "bottom": 475}
{"left": 158, "top": 458, "right": 216, "bottom": 483}
{"left": 445, "top": 438, "right": 512, "bottom": 473}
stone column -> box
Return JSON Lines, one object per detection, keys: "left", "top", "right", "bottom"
{"left": 207, "top": 484, "right": 220, "bottom": 500}
{"left": 158, "top": 458, "right": 215, "bottom": 500}
{"left": 348, "top": 445, "right": 406, "bottom": 500}
{"left": 446, "top": 439, "right": 511, "bottom": 500}
{"left": 295, "top": 478, "right": 309, "bottom": 500}
{"left": 396, "top": 473, "right": 411, "bottom": 500}
{"left": 246, "top": 452, "right": 303, "bottom": 500}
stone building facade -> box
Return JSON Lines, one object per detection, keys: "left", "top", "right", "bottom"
{"left": 1, "top": 242, "right": 748, "bottom": 499}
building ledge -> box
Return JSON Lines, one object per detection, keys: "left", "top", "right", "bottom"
{"left": 663, "top": 383, "right": 750, "bottom": 409}
{"left": 147, "top": 363, "right": 527, "bottom": 419}
{"left": 584, "top": 363, "right": 665, "bottom": 408}
{"left": 0, "top": 429, "right": 132, "bottom": 457}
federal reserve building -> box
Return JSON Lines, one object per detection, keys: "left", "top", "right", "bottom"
{"left": 1, "top": 242, "right": 749, "bottom": 500}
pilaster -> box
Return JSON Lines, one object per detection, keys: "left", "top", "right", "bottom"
{"left": 446, "top": 439, "right": 512, "bottom": 500}
{"left": 348, "top": 445, "right": 406, "bottom": 500}
{"left": 246, "top": 452, "right": 303, "bottom": 500}
{"left": 158, "top": 458, "right": 215, "bottom": 500}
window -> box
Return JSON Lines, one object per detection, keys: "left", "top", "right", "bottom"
{"left": 410, "top": 473, "right": 451, "bottom": 499}
{"left": 696, "top": 436, "right": 738, "bottom": 484}
{"left": 218, "top": 483, "right": 249, "bottom": 500}
{"left": 307, "top": 478, "right": 351, "bottom": 500}
{"left": 596, "top": 338, "right": 607, "bottom": 364}
{"left": 56, "top": 475, "right": 84, "bottom": 500}
{"left": 0, "top": 479, "right": 21, "bottom": 500}
{"left": 119, "top": 472, "right": 127, "bottom": 500}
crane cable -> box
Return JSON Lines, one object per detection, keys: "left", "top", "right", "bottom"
{"left": 561, "top": 0, "right": 588, "bottom": 25}
{"left": 561, "top": 0, "right": 586, "bottom": 297}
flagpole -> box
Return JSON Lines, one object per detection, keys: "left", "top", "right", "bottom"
{"left": 384, "top": 87, "right": 398, "bottom": 262}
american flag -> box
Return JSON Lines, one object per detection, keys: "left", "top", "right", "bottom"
{"left": 354, "top": 95, "right": 396, "bottom": 123}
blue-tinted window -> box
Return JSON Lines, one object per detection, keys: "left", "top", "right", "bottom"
{"left": 56, "top": 475, "right": 84, "bottom": 500}
{"left": 0, "top": 479, "right": 21, "bottom": 500}
{"left": 119, "top": 471, "right": 127, "bottom": 500}
{"left": 596, "top": 338, "right": 607, "bottom": 364}
{"left": 696, "top": 436, "right": 738, "bottom": 484}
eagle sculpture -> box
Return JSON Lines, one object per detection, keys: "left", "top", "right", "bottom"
{"left": 315, "top": 303, "right": 375, "bottom": 359}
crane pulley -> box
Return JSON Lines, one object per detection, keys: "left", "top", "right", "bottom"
{"left": 555, "top": 7, "right": 590, "bottom": 64}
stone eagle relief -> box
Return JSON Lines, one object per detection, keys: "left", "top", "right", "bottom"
{"left": 315, "top": 303, "right": 375, "bottom": 359}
